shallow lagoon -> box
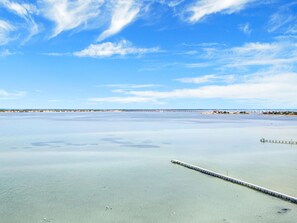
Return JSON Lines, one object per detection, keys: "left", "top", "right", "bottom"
{"left": 0, "top": 112, "right": 296, "bottom": 223}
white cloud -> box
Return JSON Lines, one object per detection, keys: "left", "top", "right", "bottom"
{"left": 74, "top": 40, "right": 159, "bottom": 57}
{"left": 0, "top": 0, "right": 37, "bottom": 17}
{"left": 0, "top": 0, "right": 39, "bottom": 41}
{"left": 98, "top": 0, "right": 141, "bottom": 41}
{"left": 186, "top": 0, "right": 253, "bottom": 23}
{"left": 101, "top": 84, "right": 161, "bottom": 89}
{"left": 285, "top": 25, "right": 297, "bottom": 34}
{"left": 232, "top": 42, "right": 279, "bottom": 53}
{"left": 268, "top": 11, "right": 294, "bottom": 33}
{"left": 48, "top": 99, "right": 62, "bottom": 102}
{"left": 184, "top": 63, "right": 210, "bottom": 68}
{"left": 0, "top": 0, "right": 143, "bottom": 42}
{"left": 227, "top": 57, "right": 297, "bottom": 68}
{"left": 267, "top": 3, "right": 297, "bottom": 34}
{"left": 193, "top": 41, "right": 297, "bottom": 69}
{"left": 157, "top": 0, "right": 185, "bottom": 8}
{"left": 225, "top": 41, "right": 297, "bottom": 68}
{"left": 239, "top": 22, "right": 251, "bottom": 35}
{"left": 124, "top": 72, "right": 297, "bottom": 105}
{"left": 0, "top": 89, "right": 26, "bottom": 99}
{"left": 0, "top": 49, "right": 16, "bottom": 56}
{"left": 0, "top": 20, "right": 14, "bottom": 45}
{"left": 42, "top": 52, "right": 71, "bottom": 56}
{"left": 88, "top": 96, "right": 157, "bottom": 103}
{"left": 40, "top": 0, "right": 104, "bottom": 38}
{"left": 176, "top": 74, "right": 235, "bottom": 84}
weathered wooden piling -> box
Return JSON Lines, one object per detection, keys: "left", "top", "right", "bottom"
{"left": 171, "top": 160, "right": 297, "bottom": 204}
{"left": 260, "top": 138, "right": 297, "bottom": 145}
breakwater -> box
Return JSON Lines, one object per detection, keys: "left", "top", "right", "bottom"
{"left": 260, "top": 138, "right": 297, "bottom": 145}
{"left": 171, "top": 160, "right": 297, "bottom": 204}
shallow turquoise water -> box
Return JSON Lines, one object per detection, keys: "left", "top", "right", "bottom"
{"left": 0, "top": 112, "right": 296, "bottom": 223}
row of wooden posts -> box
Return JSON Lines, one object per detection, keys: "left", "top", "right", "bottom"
{"left": 171, "top": 160, "right": 297, "bottom": 204}
{"left": 260, "top": 138, "right": 297, "bottom": 145}
{"left": 171, "top": 137, "right": 297, "bottom": 204}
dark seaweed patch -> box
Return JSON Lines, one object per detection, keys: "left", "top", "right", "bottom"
{"left": 277, "top": 208, "right": 291, "bottom": 214}
{"left": 30, "top": 141, "right": 98, "bottom": 148}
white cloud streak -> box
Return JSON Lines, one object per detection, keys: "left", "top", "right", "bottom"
{"left": 267, "top": 3, "right": 297, "bottom": 34}
{"left": 87, "top": 72, "right": 297, "bottom": 106}
{"left": 98, "top": 0, "right": 141, "bottom": 41}
{"left": 0, "top": 49, "right": 16, "bottom": 56}
{"left": 74, "top": 40, "right": 159, "bottom": 57}
{"left": 0, "top": 0, "right": 142, "bottom": 42}
{"left": 0, "top": 20, "right": 14, "bottom": 45}
{"left": 0, "top": 0, "right": 36, "bottom": 16}
{"left": 176, "top": 74, "right": 235, "bottom": 84}
{"left": 0, "top": 89, "right": 26, "bottom": 99}
{"left": 101, "top": 84, "right": 161, "bottom": 89}
{"left": 166, "top": 0, "right": 185, "bottom": 8}
{"left": 126, "top": 73, "right": 297, "bottom": 104}
{"left": 48, "top": 99, "right": 62, "bottom": 102}
{"left": 194, "top": 40, "right": 297, "bottom": 69}
{"left": 0, "top": 0, "right": 39, "bottom": 41}
{"left": 39, "top": 0, "right": 141, "bottom": 40}
{"left": 186, "top": 0, "right": 254, "bottom": 23}
{"left": 231, "top": 42, "right": 279, "bottom": 53}
{"left": 40, "top": 0, "right": 104, "bottom": 38}
{"left": 0, "top": 0, "right": 259, "bottom": 44}
{"left": 89, "top": 96, "right": 158, "bottom": 103}
{"left": 226, "top": 41, "right": 297, "bottom": 67}
{"left": 239, "top": 22, "right": 251, "bottom": 35}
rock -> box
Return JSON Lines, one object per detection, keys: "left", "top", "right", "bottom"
{"left": 105, "top": 206, "right": 112, "bottom": 211}
{"left": 277, "top": 208, "right": 291, "bottom": 214}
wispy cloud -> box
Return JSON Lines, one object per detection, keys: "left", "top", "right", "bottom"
{"left": 98, "top": 0, "right": 141, "bottom": 41}
{"left": 231, "top": 42, "right": 278, "bottom": 53}
{"left": 191, "top": 40, "right": 297, "bottom": 69}
{"left": 225, "top": 41, "right": 297, "bottom": 68}
{"left": 166, "top": 0, "right": 185, "bottom": 8}
{"left": 48, "top": 99, "right": 62, "bottom": 103}
{"left": 74, "top": 40, "right": 159, "bottom": 58}
{"left": 0, "top": 0, "right": 262, "bottom": 46}
{"left": 88, "top": 96, "right": 158, "bottom": 103}
{"left": 185, "top": 0, "right": 254, "bottom": 23}
{"left": 267, "top": 3, "right": 297, "bottom": 34}
{"left": 0, "top": 0, "right": 39, "bottom": 42}
{"left": 0, "top": 0, "right": 37, "bottom": 17}
{"left": 40, "top": 0, "right": 104, "bottom": 38}
{"left": 0, "top": 20, "right": 14, "bottom": 45}
{"left": 176, "top": 74, "right": 235, "bottom": 84}
{"left": 239, "top": 22, "right": 251, "bottom": 35}
{"left": 0, "top": 0, "right": 143, "bottom": 43}
{"left": 0, "top": 89, "right": 26, "bottom": 100}
{"left": 122, "top": 72, "right": 297, "bottom": 105}
{"left": 41, "top": 52, "right": 71, "bottom": 57}
{"left": 39, "top": 0, "right": 142, "bottom": 40}
{"left": 0, "top": 49, "right": 17, "bottom": 56}
{"left": 100, "top": 84, "right": 161, "bottom": 89}
{"left": 184, "top": 62, "right": 211, "bottom": 68}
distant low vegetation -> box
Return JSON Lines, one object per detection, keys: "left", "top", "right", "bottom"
{"left": 262, "top": 111, "right": 297, "bottom": 116}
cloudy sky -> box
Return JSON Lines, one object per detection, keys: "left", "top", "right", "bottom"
{"left": 1, "top": 0, "right": 297, "bottom": 109}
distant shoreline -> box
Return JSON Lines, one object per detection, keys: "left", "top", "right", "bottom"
{"left": 205, "top": 110, "right": 297, "bottom": 116}
{"left": 0, "top": 109, "right": 296, "bottom": 116}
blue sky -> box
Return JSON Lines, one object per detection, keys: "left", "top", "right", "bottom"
{"left": 0, "top": 0, "right": 297, "bottom": 109}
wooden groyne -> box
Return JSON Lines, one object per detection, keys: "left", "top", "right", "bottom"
{"left": 171, "top": 160, "right": 297, "bottom": 204}
{"left": 260, "top": 138, "right": 297, "bottom": 145}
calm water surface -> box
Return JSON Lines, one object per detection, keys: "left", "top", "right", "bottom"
{"left": 0, "top": 112, "right": 296, "bottom": 223}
